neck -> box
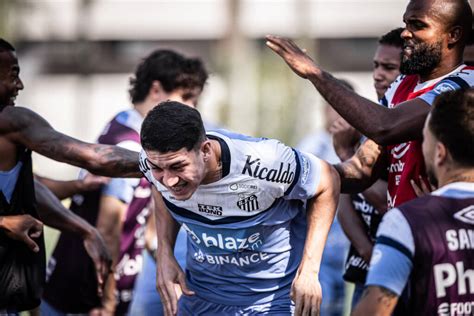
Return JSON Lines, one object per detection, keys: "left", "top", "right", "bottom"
{"left": 133, "top": 98, "right": 158, "bottom": 118}
{"left": 202, "top": 139, "right": 222, "bottom": 184}
{"left": 419, "top": 52, "right": 464, "bottom": 82}
{"left": 438, "top": 168, "right": 474, "bottom": 188}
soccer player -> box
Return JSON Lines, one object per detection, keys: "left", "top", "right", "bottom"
{"left": 266, "top": 0, "right": 474, "bottom": 210}
{"left": 41, "top": 49, "right": 208, "bottom": 316}
{"left": 353, "top": 88, "right": 474, "bottom": 315}
{"left": 139, "top": 101, "right": 340, "bottom": 315}
{"left": 0, "top": 38, "right": 140, "bottom": 314}
{"left": 332, "top": 28, "right": 403, "bottom": 307}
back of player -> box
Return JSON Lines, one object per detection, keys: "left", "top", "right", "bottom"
{"left": 399, "top": 185, "right": 474, "bottom": 315}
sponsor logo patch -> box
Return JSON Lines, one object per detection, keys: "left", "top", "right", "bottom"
{"left": 241, "top": 155, "right": 294, "bottom": 184}
{"left": 198, "top": 204, "right": 223, "bottom": 216}
{"left": 453, "top": 206, "right": 474, "bottom": 225}
{"left": 229, "top": 182, "right": 258, "bottom": 191}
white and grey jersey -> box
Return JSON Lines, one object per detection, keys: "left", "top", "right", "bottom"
{"left": 140, "top": 129, "right": 323, "bottom": 305}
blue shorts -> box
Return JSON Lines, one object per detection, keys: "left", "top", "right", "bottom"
{"left": 178, "top": 294, "right": 295, "bottom": 316}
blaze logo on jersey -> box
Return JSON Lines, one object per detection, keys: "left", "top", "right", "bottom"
{"left": 453, "top": 206, "right": 474, "bottom": 225}
{"left": 390, "top": 142, "right": 410, "bottom": 159}
{"left": 237, "top": 194, "right": 259, "bottom": 211}
{"left": 241, "top": 155, "right": 295, "bottom": 184}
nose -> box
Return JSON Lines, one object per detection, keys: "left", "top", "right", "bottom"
{"left": 162, "top": 170, "right": 179, "bottom": 187}
{"left": 401, "top": 28, "right": 411, "bottom": 40}
{"left": 16, "top": 77, "right": 24, "bottom": 91}
{"left": 373, "top": 67, "right": 384, "bottom": 81}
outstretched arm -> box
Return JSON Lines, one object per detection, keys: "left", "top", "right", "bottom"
{"left": 34, "top": 179, "right": 112, "bottom": 296}
{"left": 35, "top": 174, "right": 108, "bottom": 200}
{"left": 266, "top": 35, "right": 430, "bottom": 145}
{"left": 334, "top": 139, "right": 387, "bottom": 194}
{"left": 1, "top": 106, "right": 141, "bottom": 177}
{"left": 292, "top": 161, "right": 340, "bottom": 315}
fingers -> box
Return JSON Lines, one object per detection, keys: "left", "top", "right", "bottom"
{"left": 419, "top": 176, "right": 432, "bottom": 193}
{"left": 178, "top": 274, "right": 195, "bottom": 296}
{"left": 410, "top": 179, "right": 424, "bottom": 197}
{"left": 157, "top": 278, "right": 174, "bottom": 316}
{"left": 21, "top": 234, "right": 40, "bottom": 252}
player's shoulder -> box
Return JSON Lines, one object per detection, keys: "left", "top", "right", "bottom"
{"left": 209, "top": 129, "right": 294, "bottom": 163}
{"left": 0, "top": 106, "right": 42, "bottom": 132}
{"left": 383, "top": 74, "right": 409, "bottom": 105}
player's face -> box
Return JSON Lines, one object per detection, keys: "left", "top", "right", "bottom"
{"left": 373, "top": 44, "right": 401, "bottom": 99}
{"left": 400, "top": 1, "right": 444, "bottom": 75}
{"left": 0, "top": 51, "right": 23, "bottom": 108}
{"left": 422, "top": 114, "right": 439, "bottom": 187}
{"left": 165, "top": 87, "right": 202, "bottom": 108}
{"left": 145, "top": 146, "right": 206, "bottom": 201}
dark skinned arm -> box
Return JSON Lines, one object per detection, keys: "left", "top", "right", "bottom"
{"left": 266, "top": 35, "right": 430, "bottom": 145}
{"left": 35, "top": 174, "right": 108, "bottom": 200}
{"left": 1, "top": 106, "right": 141, "bottom": 178}
{"left": 334, "top": 139, "right": 387, "bottom": 194}
{"left": 34, "top": 179, "right": 112, "bottom": 296}
{"left": 338, "top": 194, "right": 373, "bottom": 262}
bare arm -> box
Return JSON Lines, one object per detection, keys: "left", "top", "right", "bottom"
{"left": 1, "top": 106, "right": 141, "bottom": 177}
{"left": 35, "top": 174, "right": 108, "bottom": 200}
{"left": 34, "top": 179, "right": 112, "bottom": 296}
{"left": 334, "top": 139, "right": 387, "bottom": 194}
{"left": 96, "top": 195, "right": 128, "bottom": 314}
{"left": 153, "top": 187, "right": 193, "bottom": 316}
{"left": 352, "top": 286, "right": 399, "bottom": 316}
{"left": 337, "top": 194, "right": 373, "bottom": 262}
{"left": 292, "top": 161, "right": 340, "bottom": 315}
{"left": 266, "top": 36, "right": 430, "bottom": 145}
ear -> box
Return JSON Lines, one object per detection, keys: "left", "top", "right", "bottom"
{"left": 148, "top": 81, "right": 165, "bottom": 101}
{"left": 447, "top": 25, "right": 462, "bottom": 46}
{"left": 434, "top": 141, "right": 448, "bottom": 167}
{"left": 200, "top": 140, "right": 212, "bottom": 161}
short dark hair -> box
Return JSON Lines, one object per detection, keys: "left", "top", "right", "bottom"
{"left": 0, "top": 39, "right": 15, "bottom": 53}
{"left": 141, "top": 101, "right": 206, "bottom": 153}
{"left": 429, "top": 88, "right": 474, "bottom": 167}
{"left": 129, "top": 49, "right": 208, "bottom": 104}
{"left": 378, "top": 27, "right": 404, "bottom": 49}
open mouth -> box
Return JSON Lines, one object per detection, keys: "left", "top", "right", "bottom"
{"left": 169, "top": 182, "right": 187, "bottom": 194}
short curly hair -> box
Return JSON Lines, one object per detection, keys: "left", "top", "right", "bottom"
{"left": 129, "top": 49, "right": 208, "bottom": 104}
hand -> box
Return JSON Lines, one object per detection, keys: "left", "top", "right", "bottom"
{"left": 330, "top": 118, "right": 362, "bottom": 161}
{"left": 83, "top": 228, "right": 112, "bottom": 297}
{"left": 266, "top": 35, "right": 319, "bottom": 79}
{"left": 291, "top": 269, "right": 322, "bottom": 316}
{"left": 0, "top": 214, "right": 43, "bottom": 252}
{"left": 156, "top": 254, "right": 195, "bottom": 316}
{"left": 89, "top": 308, "right": 113, "bottom": 316}
{"left": 410, "top": 176, "right": 434, "bottom": 197}
{"left": 79, "top": 173, "right": 109, "bottom": 192}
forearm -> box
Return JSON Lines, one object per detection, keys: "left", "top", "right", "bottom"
{"left": 334, "top": 139, "right": 384, "bottom": 194}
{"left": 34, "top": 179, "right": 93, "bottom": 237}
{"left": 96, "top": 195, "right": 126, "bottom": 262}
{"left": 299, "top": 163, "right": 339, "bottom": 273}
{"left": 35, "top": 175, "right": 84, "bottom": 200}
{"left": 307, "top": 70, "right": 390, "bottom": 142}
{"left": 362, "top": 180, "right": 388, "bottom": 214}
{"left": 153, "top": 188, "right": 180, "bottom": 257}
{"left": 338, "top": 195, "right": 373, "bottom": 259}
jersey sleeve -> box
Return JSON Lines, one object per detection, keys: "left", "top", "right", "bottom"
{"left": 365, "top": 208, "right": 415, "bottom": 295}
{"left": 418, "top": 69, "right": 474, "bottom": 106}
{"left": 284, "top": 149, "right": 322, "bottom": 201}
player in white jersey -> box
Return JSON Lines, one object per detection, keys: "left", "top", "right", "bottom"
{"left": 139, "top": 101, "right": 340, "bottom": 315}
